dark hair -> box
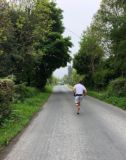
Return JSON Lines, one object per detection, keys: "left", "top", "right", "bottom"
{"left": 79, "top": 80, "right": 83, "bottom": 84}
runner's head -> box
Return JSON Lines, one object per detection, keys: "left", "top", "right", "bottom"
{"left": 79, "top": 80, "right": 83, "bottom": 84}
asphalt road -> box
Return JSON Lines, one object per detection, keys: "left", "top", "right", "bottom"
{"left": 2, "top": 85, "right": 126, "bottom": 160}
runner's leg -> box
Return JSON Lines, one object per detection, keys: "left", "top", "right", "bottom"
{"left": 75, "top": 96, "right": 80, "bottom": 114}
{"left": 77, "top": 102, "right": 80, "bottom": 113}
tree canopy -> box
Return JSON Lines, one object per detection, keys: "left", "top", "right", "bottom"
{"left": 73, "top": 0, "right": 126, "bottom": 89}
{"left": 0, "top": 0, "right": 72, "bottom": 88}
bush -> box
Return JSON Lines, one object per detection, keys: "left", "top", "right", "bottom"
{"left": 107, "top": 77, "right": 126, "bottom": 97}
{"left": 14, "top": 84, "right": 29, "bottom": 101}
{"left": 0, "top": 79, "right": 14, "bottom": 125}
{"left": 14, "top": 84, "right": 39, "bottom": 101}
{"left": 93, "top": 68, "right": 115, "bottom": 90}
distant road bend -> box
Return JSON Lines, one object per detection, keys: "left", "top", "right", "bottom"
{"left": 2, "top": 85, "right": 126, "bottom": 160}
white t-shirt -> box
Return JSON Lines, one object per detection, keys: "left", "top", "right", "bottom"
{"left": 73, "top": 83, "right": 87, "bottom": 95}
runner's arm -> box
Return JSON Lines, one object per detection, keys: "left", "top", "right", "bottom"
{"left": 83, "top": 87, "right": 87, "bottom": 96}
{"left": 73, "top": 86, "right": 76, "bottom": 96}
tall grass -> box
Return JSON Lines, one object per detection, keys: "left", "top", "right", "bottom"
{"left": 88, "top": 91, "right": 126, "bottom": 110}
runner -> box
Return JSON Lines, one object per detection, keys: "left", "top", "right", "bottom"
{"left": 73, "top": 81, "right": 87, "bottom": 114}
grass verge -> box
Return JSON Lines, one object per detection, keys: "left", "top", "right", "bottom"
{"left": 88, "top": 90, "right": 126, "bottom": 110}
{"left": 0, "top": 86, "right": 52, "bottom": 151}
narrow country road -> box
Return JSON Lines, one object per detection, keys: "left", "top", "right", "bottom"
{"left": 1, "top": 85, "right": 126, "bottom": 160}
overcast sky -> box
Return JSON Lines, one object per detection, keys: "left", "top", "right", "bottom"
{"left": 53, "top": 0, "right": 101, "bottom": 79}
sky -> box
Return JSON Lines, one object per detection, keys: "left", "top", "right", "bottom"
{"left": 53, "top": 0, "right": 101, "bottom": 79}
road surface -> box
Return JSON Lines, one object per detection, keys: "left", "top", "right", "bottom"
{"left": 1, "top": 85, "right": 126, "bottom": 160}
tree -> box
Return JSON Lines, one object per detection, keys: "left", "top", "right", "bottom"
{"left": 32, "top": 1, "right": 72, "bottom": 88}
{"left": 73, "top": 0, "right": 126, "bottom": 89}
{"left": 96, "top": 0, "right": 126, "bottom": 77}
{"left": 0, "top": 0, "right": 13, "bottom": 76}
{"left": 73, "top": 27, "right": 103, "bottom": 87}
{"left": 0, "top": 0, "right": 72, "bottom": 89}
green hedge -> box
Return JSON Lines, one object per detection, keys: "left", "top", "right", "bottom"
{"left": 0, "top": 79, "right": 14, "bottom": 125}
{"left": 14, "top": 84, "right": 39, "bottom": 102}
{"left": 107, "top": 77, "right": 126, "bottom": 97}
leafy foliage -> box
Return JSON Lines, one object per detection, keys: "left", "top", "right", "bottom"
{"left": 0, "top": 78, "right": 14, "bottom": 125}
{"left": 73, "top": 28, "right": 104, "bottom": 87}
{"left": 0, "top": 0, "right": 72, "bottom": 125}
{"left": 107, "top": 77, "right": 126, "bottom": 97}
{"left": 73, "top": 0, "right": 126, "bottom": 94}
{"left": 0, "top": 0, "right": 72, "bottom": 89}
{"left": 98, "top": 0, "right": 126, "bottom": 77}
